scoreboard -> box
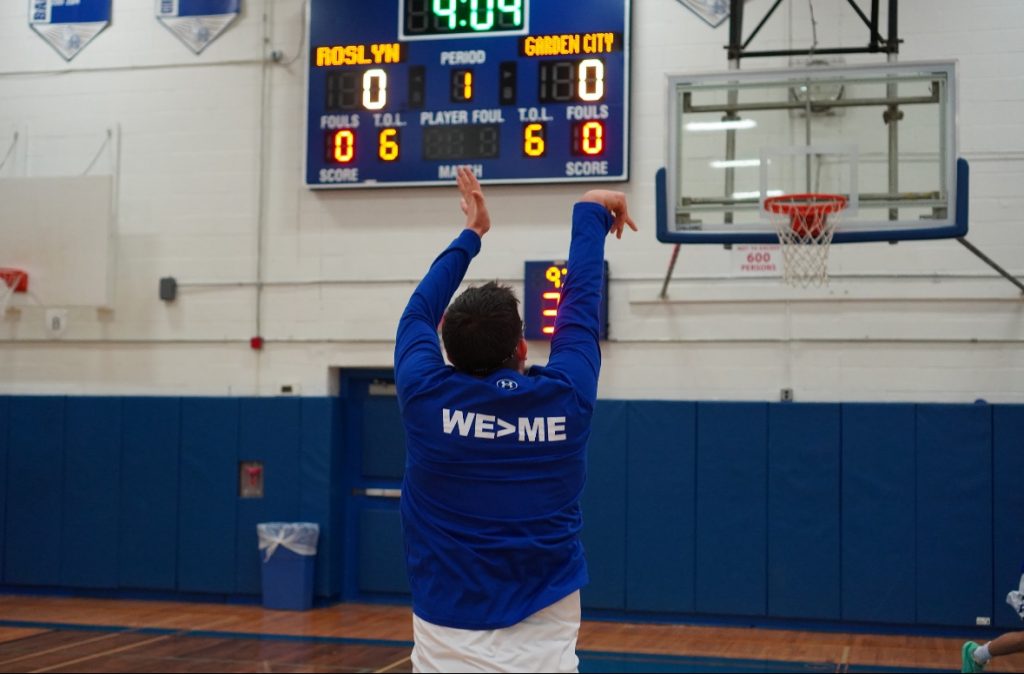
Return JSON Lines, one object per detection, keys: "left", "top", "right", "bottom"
{"left": 305, "top": 0, "right": 631, "bottom": 188}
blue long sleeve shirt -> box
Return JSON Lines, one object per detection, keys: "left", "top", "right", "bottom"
{"left": 394, "top": 201, "right": 612, "bottom": 630}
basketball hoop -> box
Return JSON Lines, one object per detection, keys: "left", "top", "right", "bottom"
{"left": 764, "top": 194, "right": 848, "bottom": 287}
{"left": 0, "top": 268, "right": 28, "bottom": 316}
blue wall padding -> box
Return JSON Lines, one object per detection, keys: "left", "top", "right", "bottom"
{"left": 695, "top": 402, "right": 768, "bottom": 616}
{"left": 0, "top": 397, "right": 8, "bottom": 582}
{"left": 61, "top": 398, "right": 121, "bottom": 589}
{"left": 3, "top": 395, "right": 1023, "bottom": 631}
{"left": 768, "top": 403, "right": 841, "bottom": 620}
{"left": 916, "top": 404, "right": 993, "bottom": 626}
{"left": 5, "top": 397, "right": 65, "bottom": 586}
{"left": 580, "top": 400, "right": 628, "bottom": 610}
{"left": 178, "top": 398, "right": 239, "bottom": 594}
{"left": 993, "top": 405, "right": 1024, "bottom": 629}
{"left": 361, "top": 396, "right": 407, "bottom": 480}
{"left": 841, "top": 404, "right": 917, "bottom": 624}
{"left": 120, "top": 398, "right": 180, "bottom": 591}
{"left": 235, "top": 399, "right": 302, "bottom": 595}
{"left": 300, "top": 398, "right": 342, "bottom": 598}
{"left": 358, "top": 507, "right": 410, "bottom": 594}
{"left": 626, "top": 401, "right": 696, "bottom": 613}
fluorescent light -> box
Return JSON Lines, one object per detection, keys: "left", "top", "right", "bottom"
{"left": 732, "top": 190, "right": 784, "bottom": 200}
{"left": 685, "top": 119, "right": 757, "bottom": 132}
{"left": 710, "top": 158, "right": 765, "bottom": 169}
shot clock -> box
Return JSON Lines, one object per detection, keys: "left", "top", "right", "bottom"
{"left": 523, "top": 260, "right": 608, "bottom": 341}
{"left": 306, "top": 0, "right": 630, "bottom": 188}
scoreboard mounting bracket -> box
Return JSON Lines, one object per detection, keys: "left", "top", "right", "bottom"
{"left": 305, "top": 0, "right": 631, "bottom": 189}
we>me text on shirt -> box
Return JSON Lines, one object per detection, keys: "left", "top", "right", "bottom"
{"left": 442, "top": 408, "right": 567, "bottom": 442}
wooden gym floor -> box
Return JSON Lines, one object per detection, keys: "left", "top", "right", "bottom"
{"left": 0, "top": 594, "right": 1021, "bottom": 673}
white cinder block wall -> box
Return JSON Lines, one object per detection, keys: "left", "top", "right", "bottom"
{"left": 0, "top": 0, "right": 1021, "bottom": 401}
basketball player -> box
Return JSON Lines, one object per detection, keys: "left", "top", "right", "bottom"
{"left": 394, "top": 167, "right": 636, "bottom": 672}
{"left": 962, "top": 574, "right": 1024, "bottom": 672}
{"left": 962, "top": 633, "right": 1024, "bottom": 672}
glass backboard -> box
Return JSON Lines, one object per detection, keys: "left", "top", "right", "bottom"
{"left": 657, "top": 61, "right": 967, "bottom": 245}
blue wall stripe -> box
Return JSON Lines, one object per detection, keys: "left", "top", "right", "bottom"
{"left": 178, "top": 398, "right": 239, "bottom": 594}
{"left": 120, "top": 398, "right": 180, "bottom": 591}
{"left": 626, "top": 401, "right": 696, "bottom": 613}
{"left": 768, "top": 403, "right": 841, "bottom": 620}
{"left": 5, "top": 397, "right": 65, "bottom": 586}
{"left": 993, "top": 405, "right": 1024, "bottom": 629}
{"left": 580, "top": 400, "right": 628, "bottom": 610}
{"left": 695, "top": 402, "right": 768, "bottom": 616}
{"left": 841, "top": 404, "right": 916, "bottom": 624}
{"left": 0, "top": 397, "right": 8, "bottom": 583}
{"left": 61, "top": 398, "right": 121, "bottom": 589}
{"left": 916, "top": 404, "right": 993, "bottom": 626}
{"left": 236, "top": 399, "right": 302, "bottom": 596}
{"left": 300, "top": 398, "right": 341, "bottom": 598}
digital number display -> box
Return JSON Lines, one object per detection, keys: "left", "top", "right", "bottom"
{"left": 423, "top": 124, "right": 501, "bottom": 160}
{"left": 538, "top": 59, "right": 606, "bottom": 103}
{"left": 326, "top": 69, "right": 389, "bottom": 111}
{"left": 523, "top": 260, "right": 608, "bottom": 340}
{"left": 402, "top": 0, "right": 527, "bottom": 38}
{"left": 306, "top": 0, "right": 630, "bottom": 188}
{"left": 571, "top": 121, "right": 605, "bottom": 156}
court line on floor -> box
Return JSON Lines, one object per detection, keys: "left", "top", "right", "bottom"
{"left": 375, "top": 654, "right": 412, "bottom": 673}
{"left": 579, "top": 649, "right": 945, "bottom": 674}
{"left": 0, "top": 618, "right": 946, "bottom": 674}
{"left": 29, "top": 632, "right": 173, "bottom": 673}
{"left": 839, "top": 644, "right": 851, "bottom": 673}
{"left": 0, "top": 619, "right": 414, "bottom": 649}
{"left": 24, "top": 616, "right": 239, "bottom": 674}
{"left": 0, "top": 630, "right": 128, "bottom": 668}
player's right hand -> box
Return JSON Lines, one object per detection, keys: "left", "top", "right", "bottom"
{"left": 457, "top": 167, "right": 490, "bottom": 238}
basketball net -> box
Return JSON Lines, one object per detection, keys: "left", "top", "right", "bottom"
{"left": 764, "top": 194, "right": 848, "bottom": 288}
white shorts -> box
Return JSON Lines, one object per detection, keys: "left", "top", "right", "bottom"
{"left": 411, "top": 591, "right": 581, "bottom": 673}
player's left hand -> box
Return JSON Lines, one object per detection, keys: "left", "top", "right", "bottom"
{"left": 581, "top": 189, "right": 639, "bottom": 240}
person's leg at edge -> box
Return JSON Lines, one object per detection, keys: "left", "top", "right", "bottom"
{"left": 963, "top": 631, "right": 1024, "bottom": 672}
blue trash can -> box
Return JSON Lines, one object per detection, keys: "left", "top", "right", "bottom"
{"left": 258, "top": 522, "right": 320, "bottom": 611}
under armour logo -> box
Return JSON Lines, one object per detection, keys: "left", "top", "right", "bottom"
{"left": 496, "top": 379, "right": 518, "bottom": 391}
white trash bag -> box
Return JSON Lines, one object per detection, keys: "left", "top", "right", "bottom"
{"left": 1007, "top": 571, "right": 1024, "bottom": 621}
{"left": 257, "top": 522, "right": 320, "bottom": 563}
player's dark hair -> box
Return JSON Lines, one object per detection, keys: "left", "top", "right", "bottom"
{"left": 442, "top": 282, "right": 523, "bottom": 376}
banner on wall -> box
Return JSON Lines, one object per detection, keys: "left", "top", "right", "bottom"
{"left": 29, "top": 0, "right": 112, "bottom": 61}
{"left": 156, "top": 0, "right": 240, "bottom": 54}
{"left": 676, "top": 0, "right": 730, "bottom": 28}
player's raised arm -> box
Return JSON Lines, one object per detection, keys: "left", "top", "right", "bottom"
{"left": 545, "top": 190, "right": 637, "bottom": 403}
{"left": 395, "top": 168, "right": 488, "bottom": 400}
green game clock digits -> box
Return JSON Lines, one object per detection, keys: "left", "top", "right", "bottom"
{"left": 402, "top": 0, "right": 527, "bottom": 38}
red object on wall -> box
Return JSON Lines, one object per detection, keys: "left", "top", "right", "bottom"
{"left": 0, "top": 268, "right": 29, "bottom": 293}
{"left": 245, "top": 465, "right": 263, "bottom": 486}
{"left": 250, "top": 336, "right": 264, "bottom": 350}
